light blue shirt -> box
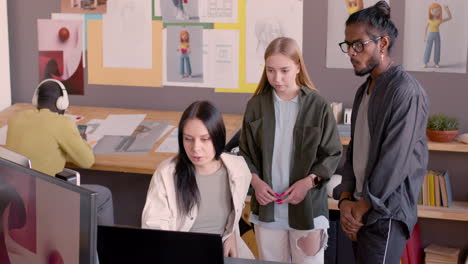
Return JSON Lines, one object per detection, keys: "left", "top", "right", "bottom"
{"left": 250, "top": 90, "right": 329, "bottom": 231}
{"left": 353, "top": 86, "right": 371, "bottom": 200}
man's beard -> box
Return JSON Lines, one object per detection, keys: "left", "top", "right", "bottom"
{"left": 353, "top": 55, "right": 380, "bottom": 76}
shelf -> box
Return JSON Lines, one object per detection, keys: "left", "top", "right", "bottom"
{"left": 340, "top": 137, "right": 468, "bottom": 153}
{"left": 328, "top": 198, "right": 468, "bottom": 221}
{"left": 247, "top": 196, "right": 468, "bottom": 221}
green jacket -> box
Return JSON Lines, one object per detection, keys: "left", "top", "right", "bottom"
{"left": 240, "top": 87, "right": 342, "bottom": 230}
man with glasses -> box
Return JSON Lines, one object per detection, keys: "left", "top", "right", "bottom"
{"left": 333, "top": 1, "right": 429, "bottom": 263}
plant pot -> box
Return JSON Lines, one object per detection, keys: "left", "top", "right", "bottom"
{"left": 426, "top": 129, "right": 459, "bottom": 143}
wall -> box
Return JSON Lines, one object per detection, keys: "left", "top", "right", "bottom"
{"left": 7, "top": 0, "right": 468, "bottom": 259}
{"left": 0, "top": 0, "right": 11, "bottom": 111}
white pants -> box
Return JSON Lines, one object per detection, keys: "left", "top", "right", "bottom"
{"left": 254, "top": 225, "right": 327, "bottom": 264}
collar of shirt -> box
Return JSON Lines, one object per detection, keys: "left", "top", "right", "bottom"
{"left": 272, "top": 89, "right": 299, "bottom": 104}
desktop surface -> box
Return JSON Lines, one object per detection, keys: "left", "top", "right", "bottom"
{"left": 0, "top": 103, "right": 243, "bottom": 174}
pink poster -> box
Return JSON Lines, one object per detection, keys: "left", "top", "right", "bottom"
{"left": 37, "top": 19, "right": 84, "bottom": 95}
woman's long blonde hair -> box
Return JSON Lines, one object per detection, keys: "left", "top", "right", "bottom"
{"left": 253, "top": 37, "right": 317, "bottom": 97}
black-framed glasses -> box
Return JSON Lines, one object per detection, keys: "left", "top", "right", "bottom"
{"left": 338, "top": 36, "right": 382, "bottom": 53}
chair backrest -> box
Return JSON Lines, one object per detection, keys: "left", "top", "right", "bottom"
{"left": 0, "top": 146, "right": 32, "bottom": 168}
{"left": 0, "top": 146, "right": 80, "bottom": 185}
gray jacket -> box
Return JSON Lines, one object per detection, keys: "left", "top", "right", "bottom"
{"left": 333, "top": 65, "right": 429, "bottom": 235}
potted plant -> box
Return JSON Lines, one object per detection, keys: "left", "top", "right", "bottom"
{"left": 427, "top": 114, "right": 459, "bottom": 142}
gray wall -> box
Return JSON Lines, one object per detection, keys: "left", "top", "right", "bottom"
{"left": 7, "top": 0, "right": 468, "bottom": 259}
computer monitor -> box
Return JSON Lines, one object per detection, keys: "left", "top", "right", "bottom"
{"left": 97, "top": 225, "right": 224, "bottom": 264}
{"left": 0, "top": 157, "right": 97, "bottom": 264}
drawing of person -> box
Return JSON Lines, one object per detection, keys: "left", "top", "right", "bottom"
{"left": 423, "top": 3, "right": 452, "bottom": 68}
{"left": 177, "top": 30, "right": 192, "bottom": 78}
{"left": 345, "top": 0, "right": 364, "bottom": 15}
{"left": 171, "top": 0, "right": 189, "bottom": 20}
{"left": 254, "top": 17, "right": 284, "bottom": 54}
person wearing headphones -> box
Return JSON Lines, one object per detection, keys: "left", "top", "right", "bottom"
{"left": 6, "top": 79, "right": 114, "bottom": 226}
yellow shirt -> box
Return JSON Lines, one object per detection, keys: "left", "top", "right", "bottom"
{"left": 428, "top": 19, "right": 442, "bottom": 32}
{"left": 6, "top": 109, "right": 94, "bottom": 176}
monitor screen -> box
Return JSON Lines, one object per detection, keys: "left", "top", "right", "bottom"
{"left": 97, "top": 225, "right": 224, "bottom": 264}
{"left": 0, "top": 157, "right": 97, "bottom": 264}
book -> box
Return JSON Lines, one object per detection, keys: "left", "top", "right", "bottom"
{"left": 428, "top": 172, "right": 435, "bottom": 206}
{"left": 417, "top": 184, "right": 423, "bottom": 205}
{"left": 425, "top": 244, "right": 460, "bottom": 257}
{"left": 425, "top": 244, "right": 460, "bottom": 264}
{"left": 434, "top": 172, "right": 441, "bottom": 207}
{"left": 422, "top": 173, "right": 429, "bottom": 206}
{"left": 439, "top": 170, "right": 453, "bottom": 207}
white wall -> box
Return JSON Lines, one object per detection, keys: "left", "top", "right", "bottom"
{"left": 0, "top": 0, "right": 11, "bottom": 111}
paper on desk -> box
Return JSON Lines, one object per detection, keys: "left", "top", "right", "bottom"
{"left": 65, "top": 114, "right": 84, "bottom": 122}
{"left": 92, "top": 114, "right": 146, "bottom": 136}
{"left": 93, "top": 121, "right": 172, "bottom": 155}
{"left": 0, "top": 125, "right": 7, "bottom": 145}
{"left": 155, "top": 128, "right": 179, "bottom": 153}
{"left": 85, "top": 119, "right": 104, "bottom": 135}
{"left": 86, "top": 134, "right": 103, "bottom": 149}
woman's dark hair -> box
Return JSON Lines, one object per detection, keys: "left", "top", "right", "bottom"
{"left": 174, "top": 100, "right": 226, "bottom": 216}
{"left": 346, "top": 1, "right": 398, "bottom": 53}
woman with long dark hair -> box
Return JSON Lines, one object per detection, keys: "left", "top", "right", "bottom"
{"left": 142, "top": 101, "right": 253, "bottom": 258}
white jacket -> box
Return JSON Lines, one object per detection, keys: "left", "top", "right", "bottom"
{"left": 142, "top": 153, "right": 254, "bottom": 259}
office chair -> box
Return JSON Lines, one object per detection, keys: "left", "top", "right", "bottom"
{"left": 0, "top": 146, "right": 31, "bottom": 168}
{"left": 0, "top": 146, "right": 81, "bottom": 185}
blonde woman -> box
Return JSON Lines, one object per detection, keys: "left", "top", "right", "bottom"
{"left": 240, "top": 37, "right": 342, "bottom": 263}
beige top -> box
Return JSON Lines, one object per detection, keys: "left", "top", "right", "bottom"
{"left": 141, "top": 153, "right": 254, "bottom": 259}
{"left": 190, "top": 165, "right": 232, "bottom": 234}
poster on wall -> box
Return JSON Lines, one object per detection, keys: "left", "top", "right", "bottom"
{"left": 61, "top": 0, "right": 107, "bottom": 14}
{"left": 326, "top": 0, "right": 390, "bottom": 69}
{"left": 153, "top": 0, "right": 162, "bottom": 18}
{"left": 0, "top": 0, "right": 11, "bottom": 110}
{"left": 245, "top": 0, "right": 303, "bottom": 84}
{"left": 103, "top": 0, "right": 152, "bottom": 69}
{"left": 37, "top": 19, "right": 84, "bottom": 95}
{"left": 161, "top": 0, "right": 200, "bottom": 23}
{"left": 199, "top": 0, "right": 238, "bottom": 23}
{"left": 403, "top": 0, "right": 468, "bottom": 73}
{"left": 164, "top": 25, "right": 205, "bottom": 86}
{"left": 205, "top": 29, "right": 239, "bottom": 89}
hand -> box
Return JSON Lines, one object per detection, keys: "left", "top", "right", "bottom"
{"left": 339, "top": 200, "right": 363, "bottom": 234}
{"left": 280, "top": 175, "right": 315, "bottom": 205}
{"left": 80, "top": 132, "right": 87, "bottom": 141}
{"left": 351, "top": 199, "right": 370, "bottom": 223}
{"left": 347, "top": 231, "right": 358, "bottom": 242}
{"left": 251, "top": 174, "right": 277, "bottom": 205}
{"left": 223, "top": 234, "right": 238, "bottom": 258}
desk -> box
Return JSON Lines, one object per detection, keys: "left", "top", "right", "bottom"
{"left": 0, "top": 103, "right": 243, "bottom": 175}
